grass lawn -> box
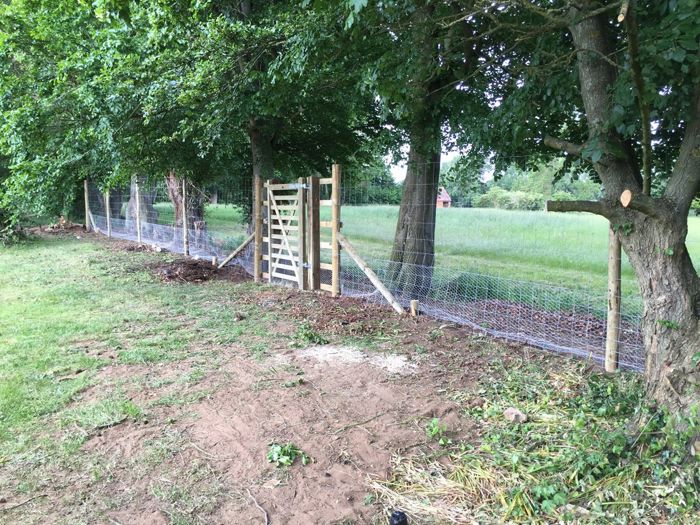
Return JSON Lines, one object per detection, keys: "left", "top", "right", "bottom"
{"left": 1, "top": 234, "right": 696, "bottom": 524}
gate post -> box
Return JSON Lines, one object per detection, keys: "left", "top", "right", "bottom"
{"left": 297, "top": 177, "right": 307, "bottom": 290}
{"left": 307, "top": 176, "right": 320, "bottom": 290}
{"left": 254, "top": 176, "right": 263, "bottom": 282}
{"left": 331, "top": 164, "right": 341, "bottom": 297}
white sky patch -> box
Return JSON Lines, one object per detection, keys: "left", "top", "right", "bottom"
{"left": 387, "top": 146, "right": 461, "bottom": 182}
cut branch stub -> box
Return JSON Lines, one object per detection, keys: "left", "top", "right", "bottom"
{"left": 620, "top": 189, "right": 633, "bottom": 208}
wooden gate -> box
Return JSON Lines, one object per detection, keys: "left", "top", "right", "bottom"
{"left": 254, "top": 165, "right": 341, "bottom": 296}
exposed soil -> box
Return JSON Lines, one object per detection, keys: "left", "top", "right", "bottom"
{"left": 2, "top": 233, "right": 595, "bottom": 524}
{"left": 153, "top": 258, "right": 251, "bottom": 284}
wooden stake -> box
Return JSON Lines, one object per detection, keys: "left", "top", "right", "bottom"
{"left": 135, "top": 178, "right": 142, "bottom": 244}
{"left": 337, "top": 233, "right": 403, "bottom": 314}
{"left": 331, "top": 164, "right": 341, "bottom": 297}
{"left": 307, "top": 176, "right": 320, "bottom": 291}
{"left": 212, "top": 256, "right": 217, "bottom": 267}
{"left": 182, "top": 179, "right": 189, "bottom": 256}
{"left": 105, "top": 190, "right": 111, "bottom": 238}
{"left": 410, "top": 300, "right": 419, "bottom": 317}
{"left": 605, "top": 226, "right": 621, "bottom": 372}
{"left": 254, "top": 176, "right": 263, "bottom": 282}
{"left": 83, "top": 179, "right": 91, "bottom": 232}
{"left": 218, "top": 232, "right": 254, "bottom": 269}
{"left": 297, "top": 177, "right": 307, "bottom": 290}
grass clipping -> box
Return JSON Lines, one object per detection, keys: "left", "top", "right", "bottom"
{"left": 370, "top": 356, "right": 699, "bottom": 524}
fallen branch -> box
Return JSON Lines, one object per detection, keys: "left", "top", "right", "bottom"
{"left": 246, "top": 488, "right": 269, "bottom": 525}
{"left": 334, "top": 411, "right": 388, "bottom": 435}
{"left": 1, "top": 494, "right": 48, "bottom": 513}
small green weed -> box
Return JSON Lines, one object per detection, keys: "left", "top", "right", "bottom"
{"left": 267, "top": 442, "right": 310, "bottom": 467}
{"left": 291, "top": 322, "right": 328, "bottom": 347}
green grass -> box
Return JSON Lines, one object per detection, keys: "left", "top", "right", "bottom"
{"left": 0, "top": 236, "right": 275, "bottom": 457}
{"left": 153, "top": 202, "right": 249, "bottom": 250}
{"left": 373, "top": 344, "right": 700, "bottom": 523}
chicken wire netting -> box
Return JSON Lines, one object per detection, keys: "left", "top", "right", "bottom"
{"left": 86, "top": 165, "right": 665, "bottom": 372}
{"left": 87, "top": 177, "right": 255, "bottom": 274}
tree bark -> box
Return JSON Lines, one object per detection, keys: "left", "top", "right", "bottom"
{"left": 566, "top": 7, "right": 700, "bottom": 421}
{"left": 165, "top": 171, "right": 207, "bottom": 251}
{"left": 389, "top": 116, "right": 442, "bottom": 298}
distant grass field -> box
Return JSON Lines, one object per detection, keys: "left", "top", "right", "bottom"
{"left": 150, "top": 202, "right": 700, "bottom": 305}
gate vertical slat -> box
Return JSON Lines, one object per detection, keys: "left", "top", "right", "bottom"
{"left": 307, "top": 176, "right": 320, "bottom": 290}
{"left": 267, "top": 186, "right": 274, "bottom": 283}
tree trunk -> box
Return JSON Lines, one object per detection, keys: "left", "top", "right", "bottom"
{"left": 389, "top": 119, "right": 442, "bottom": 298}
{"left": 249, "top": 119, "right": 275, "bottom": 235}
{"left": 165, "top": 172, "right": 207, "bottom": 251}
{"left": 618, "top": 214, "right": 700, "bottom": 416}
{"left": 565, "top": 8, "right": 700, "bottom": 423}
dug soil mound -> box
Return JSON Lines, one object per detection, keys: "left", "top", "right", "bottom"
{"left": 154, "top": 258, "right": 250, "bottom": 284}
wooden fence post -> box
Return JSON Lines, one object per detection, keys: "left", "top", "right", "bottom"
{"left": 84, "top": 179, "right": 91, "bottom": 232}
{"left": 105, "top": 190, "right": 111, "bottom": 238}
{"left": 297, "top": 177, "right": 307, "bottom": 290}
{"left": 605, "top": 226, "right": 621, "bottom": 372}
{"left": 135, "top": 178, "right": 142, "bottom": 244}
{"left": 182, "top": 179, "right": 189, "bottom": 256}
{"left": 254, "top": 176, "right": 263, "bottom": 282}
{"left": 331, "top": 164, "right": 341, "bottom": 297}
{"left": 307, "top": 176, "right": 320, "bottom": 290}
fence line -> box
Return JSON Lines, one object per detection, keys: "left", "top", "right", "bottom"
{"left": 85, "top": 170, "right": 647, "bottom": 372}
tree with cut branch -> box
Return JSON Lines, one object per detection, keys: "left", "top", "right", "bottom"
{"left": 470, "top": 0, "right": 700, "bottom": 425}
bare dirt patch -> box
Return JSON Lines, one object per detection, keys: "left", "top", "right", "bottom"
{"left": 84, "top": 348, "right": 472, "bottom": 525}
{"left": 154, "top": 258, "right": 250, "bottom": 284}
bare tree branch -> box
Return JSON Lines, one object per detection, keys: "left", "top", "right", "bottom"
{"left": 546, "top": 199, "right": 613, "bottom": 218}
{"left": 544, "top": 135, "right": 584, "bottom": 156}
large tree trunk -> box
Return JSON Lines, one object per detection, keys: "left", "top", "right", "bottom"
{"left": 388, "top": 2, "right": 443, "bottom": 299}
{"left": 389, "top": 124, "right": 441, "bottom": 298}
{"left": 619, "top": 215, "right": 700, "bottom": 416}
{"left": 249, "top": 118, "right": 275, "bottom": 246}
{"left": 562, "top": 7, "right": 700, "bottom": 422}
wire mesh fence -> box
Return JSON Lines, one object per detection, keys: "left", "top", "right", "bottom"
{"left": 80, "top": 161, "right": 686, "bottom": 373}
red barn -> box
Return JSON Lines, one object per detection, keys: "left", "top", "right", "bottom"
{"left": 436, "top": 186, "right": 452, "bottom": 208}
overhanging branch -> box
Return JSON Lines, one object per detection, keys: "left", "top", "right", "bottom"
{"left": 546, "top": 199, "right": 613, "bottom": 218}
{"left": 544, "top": 136, "right": 584, "bottom": 157}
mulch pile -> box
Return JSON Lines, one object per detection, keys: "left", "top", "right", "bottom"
{"left": 155, "top": 258, "right": 250, "bottom": 284}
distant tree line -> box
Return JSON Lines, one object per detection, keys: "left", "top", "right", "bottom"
{"left": 440, "top": 158, "right": 602, "bottom": 211}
